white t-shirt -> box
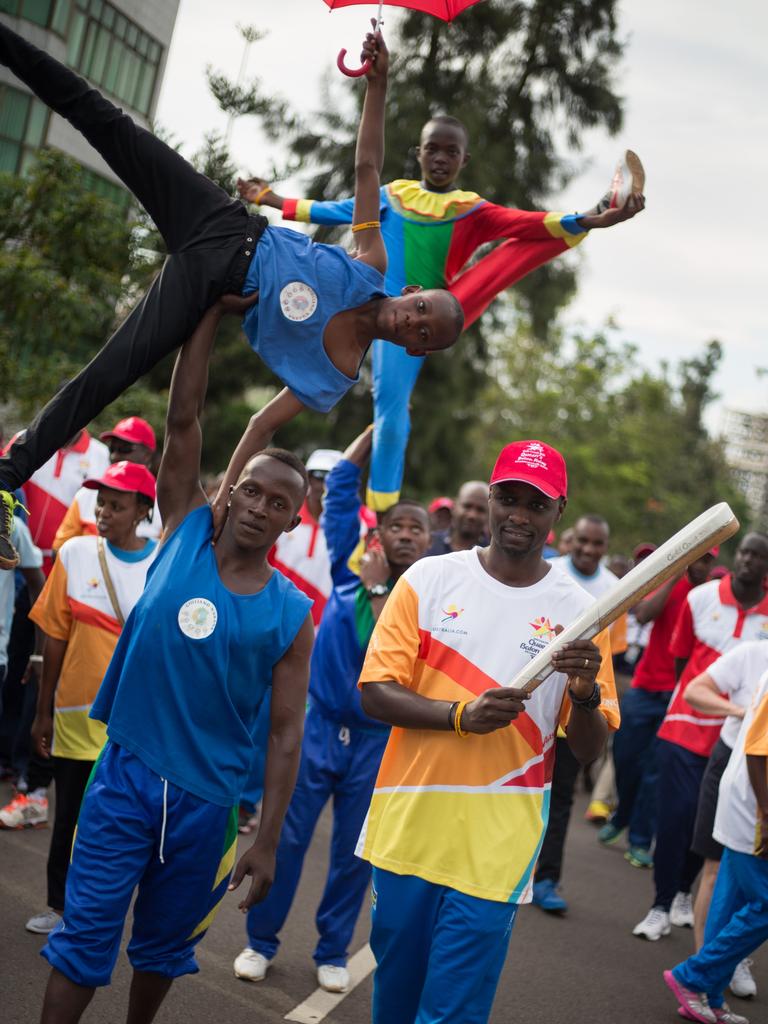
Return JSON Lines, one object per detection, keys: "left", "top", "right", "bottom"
{"left": 713, "top": 668, "right": 768, "bottom": 854}
{"left": 708, "top": 641, "right": 768, "bottom": 748}
{"left": 553, "top": 555, "right": 619, "bottom": 599}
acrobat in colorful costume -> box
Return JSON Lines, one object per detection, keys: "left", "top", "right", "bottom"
{"left": 280, "top": 181, "right": 587, "bottom": 509}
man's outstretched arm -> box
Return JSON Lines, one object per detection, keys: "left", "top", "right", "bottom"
{"left": 236, "top": 178, "right": 358, "bottom": 228}
{"left": 211, "top": 386, "right": 306, "bottom": 540}
{"left": 158, "top": 295, "right": 256, "bottom": 536}
{"left": 350, "top": 26, "right": 388, "bottom": 274}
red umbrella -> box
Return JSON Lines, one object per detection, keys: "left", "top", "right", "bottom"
{"left": 324, "top": 0, "right": 484, "bottom": 76}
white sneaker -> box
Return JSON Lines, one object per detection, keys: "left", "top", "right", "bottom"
{"left": 670, "top": 891, "right": 695, "bottom": 928}
{"left": 233, "top": 948, "right": 271, "bottom": 982}
{"left": 632, "top": 907, "right": 671, "bottom": 940}
{"left": 0, "top": 793, "right": 48, "bottom": 829}
{"left": 317, "top": 964, "right": 349, "bottom": 993}
{"left": 25, "top": 910, "right": 61, "bottom": 934}
{"left": 730, "top": 958, "right": 757, "bottom": 999}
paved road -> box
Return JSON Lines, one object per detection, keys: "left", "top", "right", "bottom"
{"left": 1, "top": 781, "right": 765, "bottom": 1024}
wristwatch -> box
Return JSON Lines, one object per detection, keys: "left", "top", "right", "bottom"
{"left": 568, "top": 682, "right": 602, "bottom": 711}
{"left": 366, "top": 584, "right": 389, "bottom": 598}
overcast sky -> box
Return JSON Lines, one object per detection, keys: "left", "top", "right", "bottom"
{"left": 156, "top": 0, "right": 768, "bottom": 431}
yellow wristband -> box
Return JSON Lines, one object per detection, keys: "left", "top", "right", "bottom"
{"left": 351, "top": 220, "right": 381, "bottom": 233}
{"left": 454, "top": 700, "right": 469, "bottom": 738}
{"left": 253, "top": 185, "right": 271, "bottom": 205}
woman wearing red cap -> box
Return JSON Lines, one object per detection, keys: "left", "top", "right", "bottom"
{"left": 53, "top": 417, "right": 163, "bottom": 551}
{"left": 22, "top": 462, "right": 158, "bottom": 936}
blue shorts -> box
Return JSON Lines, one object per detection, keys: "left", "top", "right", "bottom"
{"left": 43, "top": 741, "right": 238, "bottom": 987}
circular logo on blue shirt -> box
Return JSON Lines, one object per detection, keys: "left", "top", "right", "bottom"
{"left": 280, "top": 282, "right": 318, "bottom": 322}
{"left": 178, "top": 598, "right": 218, "bottom": 640}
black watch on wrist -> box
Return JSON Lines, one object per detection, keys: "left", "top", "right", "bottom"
{"left": 366, "top": 583, "right": 389, "bottom": 598}
{"left": 568, "top": 681, "right": 602, "bottom": 711}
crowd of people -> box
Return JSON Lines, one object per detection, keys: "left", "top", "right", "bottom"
{"left": 0, "top": 18, "right": 766, "bottom": 1024}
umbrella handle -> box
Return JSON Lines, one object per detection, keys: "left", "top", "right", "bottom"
{"left": 337, "top": 48, "right": 372, "bottom": 78}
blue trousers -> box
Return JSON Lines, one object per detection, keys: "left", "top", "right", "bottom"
{"left": 673, "top": 848, "right": 768, "bottom": 1008}
{"left": 610, "top": 688, "right": 670, "bottom": 848}
{"left": 368, "top": 341, "right": 424, "bottom": 509}
{"left": 246, "top": 705, "right": 388, "bottom": 966}
{"left": 370, "top": 867, "right": 517, "bottom": 1024}
{"left": 653, "top": 739, "right": 706, "bottom": 910}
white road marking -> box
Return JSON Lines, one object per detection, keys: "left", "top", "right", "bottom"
{"left": 284, "top": 943, "right": 376, "bottom": 1023}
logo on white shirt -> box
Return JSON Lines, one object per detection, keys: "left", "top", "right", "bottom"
{"left": 280, "top": 282, "right": 318, "bottom": 322}
{"left": 178, "top": 598, "right": 218, "bottom": 640}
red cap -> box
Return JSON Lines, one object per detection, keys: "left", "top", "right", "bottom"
{"left": 100, "top": 416, "right": 156, "bottom": 451}
{"left": 490, "top": 440, "right": 567, "bottom": 499}
{"left": 633, "top": 542, "right": 657, "bottom": 560}
{"left": 83, "top": 461, "right": 156, "bottom": 503}
{"left": 428, "top": 496, "right": 454, "bottom": 514}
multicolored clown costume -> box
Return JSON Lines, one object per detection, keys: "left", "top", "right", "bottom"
{"left": 280, "top": 180, "right": 587, "bottom": 510}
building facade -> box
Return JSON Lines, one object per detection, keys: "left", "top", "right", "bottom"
{"left": 722, "top": 408, "right": 768, "bottom": 531}
{"left": 0, "top": 0, "right": 180, "bottom": 203}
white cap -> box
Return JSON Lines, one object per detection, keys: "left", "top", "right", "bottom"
{"left": 306, "top": 449, "right": 343, "bottom": 474}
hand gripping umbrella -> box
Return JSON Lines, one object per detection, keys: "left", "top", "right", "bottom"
{"left": 324, "top": 0, "right": 484, "bottom": 77}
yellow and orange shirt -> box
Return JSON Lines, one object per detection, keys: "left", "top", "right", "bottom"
{"left": 356, "top": 549, "right": 619, "bottom": 904}
{"left": 29, "top": 535, "right": 157, "bottom": 761}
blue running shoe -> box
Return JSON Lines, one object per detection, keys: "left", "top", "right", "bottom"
{"left": 532, "top": 879, "right": 568, "bottom": 914}
{"left": 598, "top": 822, "right": 623, "bottom": 845}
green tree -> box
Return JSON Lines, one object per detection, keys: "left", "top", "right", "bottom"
{"left": 465, "top": 327, "right": 747, "bottom": 555}
{"left": 0, "top": 150, "right": 135, "bottom": 418}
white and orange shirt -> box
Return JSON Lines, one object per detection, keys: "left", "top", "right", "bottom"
{"left": 53, "top": 485, "right": 162, "bottom": 551}
{"left": 29, "top": 535, "right": 157, "bottom": 761}
{"left": 14, "top": 431, "right": 110, "bottom": 573}
{"left": 714, "top": 668, "right": 768, "bottom": 854}
{"left": 659, "top": 576, "right": 768, "bottom": 758}
{"left": 356, "top": 550, "right": 618, "bottom": 904}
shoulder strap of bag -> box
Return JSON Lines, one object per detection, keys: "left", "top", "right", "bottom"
{"left": 97, "top": 536, "right": 125, "bottom": 628}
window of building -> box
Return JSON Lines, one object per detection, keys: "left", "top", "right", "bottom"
{"left": 0, "top": 82, "right": 130, "bottom": 211}
{"left": 0, "top": 82, "right": 50, "bottom": 175}
{"left": 1, "top": 0, "right": 72, "bottom": 35}
{"left": 66, "top": 0, "right": 163, "bottom": 117}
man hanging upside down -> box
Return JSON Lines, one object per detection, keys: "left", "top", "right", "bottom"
{"left": 0, "top": 23, "right": 458, "bottom": 567}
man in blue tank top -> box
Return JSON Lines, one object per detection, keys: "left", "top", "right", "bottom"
{"left": 0, "top": 25, "right": 463, "bottom": 569}
{"left": 37, "top": 295, "right": 315, "bottom": 1024}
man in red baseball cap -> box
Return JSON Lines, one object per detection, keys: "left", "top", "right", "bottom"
{"left": 427, "top": 497, "right": 453, "bottom": 534}
{"left": 99, "top": 417, "right": 157, "bottom": 465}
{"left": 54, "top": 418, "right": 162, "bottom": 550}
{"left": 356, "top": 439, "right": 619, "bottom": 1024}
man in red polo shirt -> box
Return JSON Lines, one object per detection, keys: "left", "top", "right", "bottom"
{"left": 633, "top": 532, "right": 768, "bottom": 942}
{"left": 598, "top": 552, "right": 717, "bottom": 865}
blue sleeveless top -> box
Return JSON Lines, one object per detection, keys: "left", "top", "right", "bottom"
{"left": 241, "top": 226, "right": 387, "bottom": 413}
{"left": 91, "top": 505, "right": 312, "bottom": 807}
